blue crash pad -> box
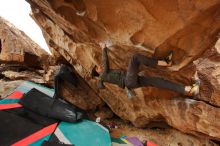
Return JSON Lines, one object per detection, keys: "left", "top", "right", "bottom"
{"left": 54, "top": 120, "right": 111, "bottom": 146}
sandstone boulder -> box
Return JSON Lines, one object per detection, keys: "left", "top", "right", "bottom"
{"left": 0, "top": 16, "right": 49, "bottom": 67}
{"left": 27, "top": 0, "right": 220, "bottom": 140}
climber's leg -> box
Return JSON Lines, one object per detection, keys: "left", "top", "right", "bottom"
{"left": 125, "top": 54, "right": 158, "bottom": 89}
{"left": 125, "top": 53, "right": 174, "bottom": 98}
{"left": 138, "top": 76, "right": 185, "bottom": 94}
{"left": 125, "top": 52, "right": 174, "bottom": 88}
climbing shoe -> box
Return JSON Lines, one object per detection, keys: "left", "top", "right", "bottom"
{"left": 164, "top": 50, "right": 173, "bottom": 66}
{"left": 187, "top": 79, "right": 200, "bottom": 97}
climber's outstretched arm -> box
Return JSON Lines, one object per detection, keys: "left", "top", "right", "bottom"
{"left": 101, "top": 47, "right": 110, "bottom": 76}
{"left": 97, "top": 44, "right": 110, "bottom": 89}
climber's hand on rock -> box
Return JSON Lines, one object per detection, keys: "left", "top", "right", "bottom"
{"left": 99, "top": 42, "right": 106, "bottom": 49}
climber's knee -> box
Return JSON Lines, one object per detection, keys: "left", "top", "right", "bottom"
{"left": 125, "top": 78, "right": 138, "bottom": 89}
{"left": 130, "top": 53, "right": 141, "bottom": 63}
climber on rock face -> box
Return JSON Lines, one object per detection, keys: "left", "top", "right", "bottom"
{"left": 91, "top": 43, "right": 200, "bottom": 99}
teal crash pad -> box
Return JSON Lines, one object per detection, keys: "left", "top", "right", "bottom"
{"left": 16, "top": 81, "right": 54, "bottom": 96}
{"left": 55, "top": 120, "right": 111, "bottom": 146}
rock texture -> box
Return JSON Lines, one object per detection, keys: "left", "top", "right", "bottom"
{"left": 0, "top": 17, "right": 54, "bottom": 88}
{"left": 27, "top": 0, "right": 220, "bottom": 141}
{"left": 0, "top": 80, "right": 23, "bottom": 99}
{"left": 108, "top": 118, "right": 218, "bottom": 146}
{"left": 0, "top": 16, "right": 50, "bottom": 67}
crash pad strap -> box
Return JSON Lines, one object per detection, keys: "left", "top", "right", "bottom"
{"left": 11, "top": 123, "right": 58, "bottom": 146}
{"left": 0, "top": 103, "right": 22, "bottom": 110}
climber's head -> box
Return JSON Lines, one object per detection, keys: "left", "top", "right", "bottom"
{"left": 91, "top": 65, "right": 103, "bottom": 78}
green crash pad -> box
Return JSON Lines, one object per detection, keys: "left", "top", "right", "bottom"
{"left": 55, "top": 120, "right": 111, "bottom": 146}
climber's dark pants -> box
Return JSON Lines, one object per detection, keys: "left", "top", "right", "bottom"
{"left": 125, "top": 54, "right": 185, "bottom": 94}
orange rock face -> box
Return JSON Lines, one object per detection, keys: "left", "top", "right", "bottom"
{"left": 27, "top": 0, "right": 220, "bottom": 140}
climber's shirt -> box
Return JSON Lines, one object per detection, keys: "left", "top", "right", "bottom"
{"left": 97, "top": 47, "right": 126, "bottom": 89}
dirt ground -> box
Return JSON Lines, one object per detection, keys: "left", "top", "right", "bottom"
{"left": 101, "top": 118, "right": 218, "bottom": 146}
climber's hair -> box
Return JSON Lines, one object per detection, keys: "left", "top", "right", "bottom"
{"left": 91, "top": 65, "right": 100, "bottom": 78}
